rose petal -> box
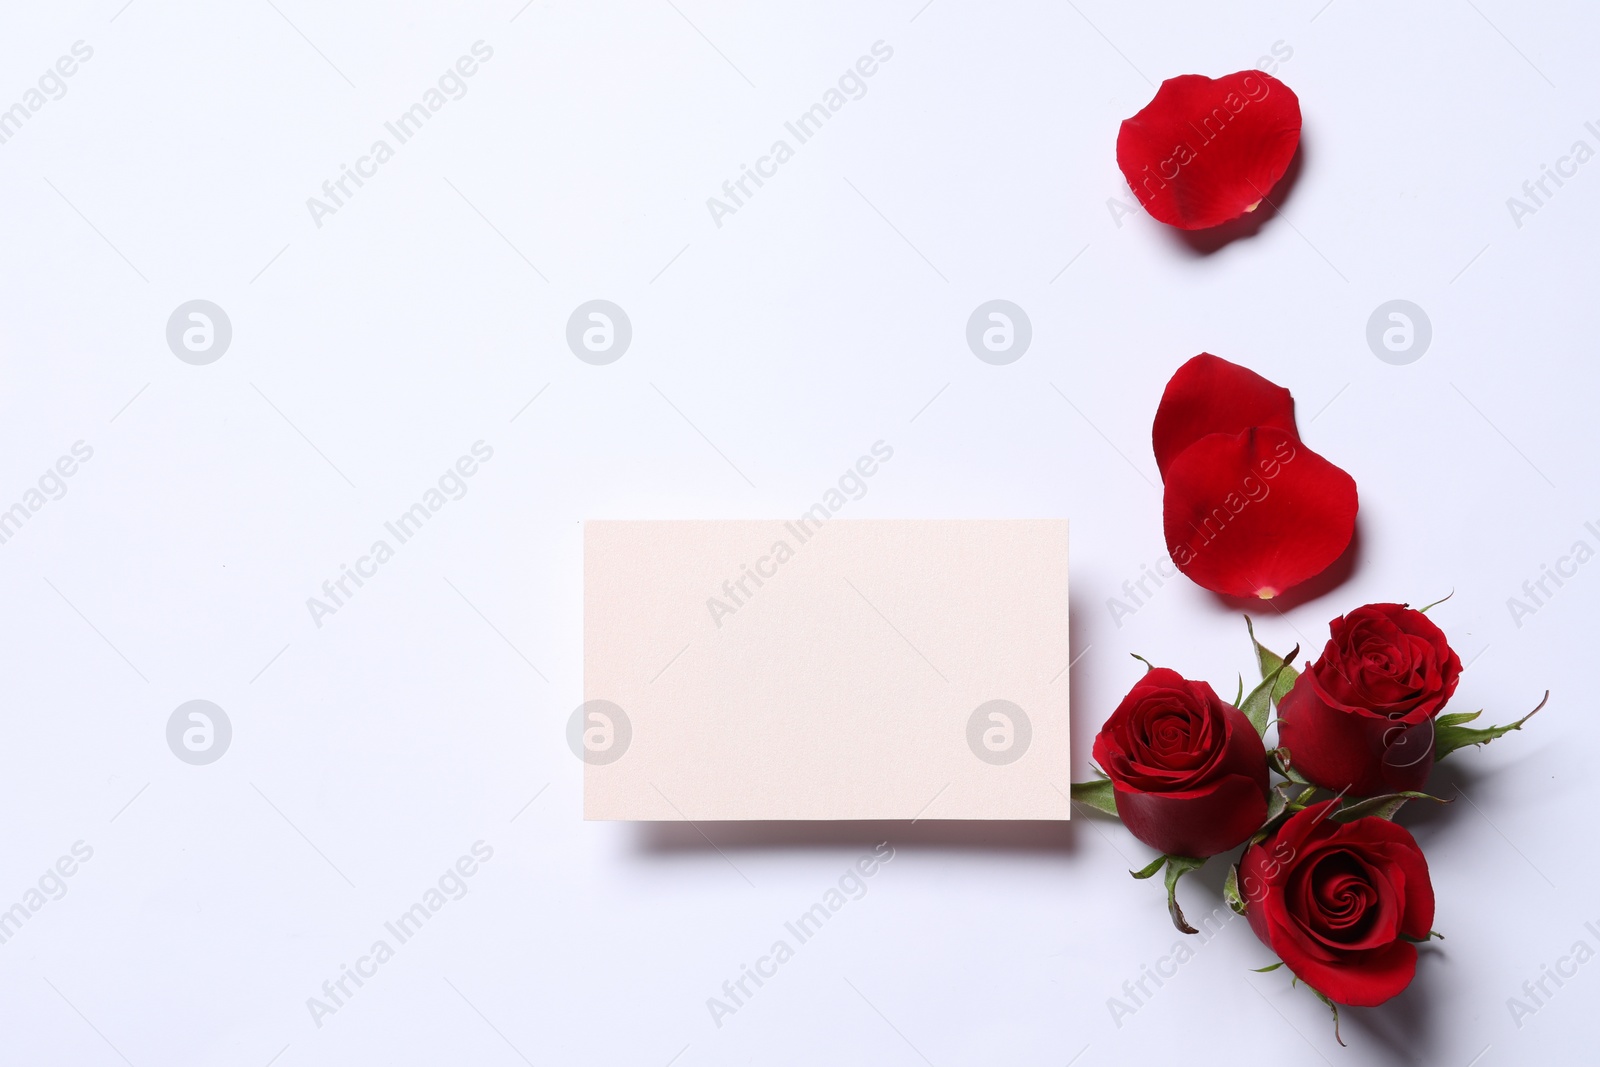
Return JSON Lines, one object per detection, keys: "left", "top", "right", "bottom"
{"left": 1117, "top": 71, "right": 1302, "bottom": 230}
{"left": 1277, "top": 676, "right": 1434, "bottom": 796}
{"left": 1163, "top": 426, "right": 1357, "bottom": 599}
{"left": 1152, "top": 354, "right": 1299, "bottom": 478}
{"left": 1311, "top": 604, "right": 1463, "bottom": 720}
{"left": 1281, "top": 939, "right": 1419, "bottom": 1009}
{"left": 1113, "top": 773, "right": 1268, "bottom": 859}
{"left": 1289, "top": 849, "right": 1398, "bottom": 951}
{"left": 1339, "top": 823, "right": 1437, "bottom": 941}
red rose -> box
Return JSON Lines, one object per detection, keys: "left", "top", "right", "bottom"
{"left": 1277, "top": 603, "right": 1463, "bottom": 796}
{"left": 1117, "top": 71, "right": 1302, "bottom": 230}
{"left": 1154, "top": 355, "right": 1358, "bottom": 600}
{"left": 1092, "top": 667, "right": 1269, "bottom": 857}
{"left": 1239, "top": 800, "right": 1435, "bottom": 1006}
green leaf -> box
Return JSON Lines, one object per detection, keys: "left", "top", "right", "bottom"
{"left": 1245, "top": 615, "right": 1300, "bottom": 703}
{"left": 1070, "top": 779, "right": 1119, "bottom": 818}
{"left": 1331, "top": 791, "right": 1447, "bottom": 822}
{"left": 1163, "top": 856, "right": 1207, "bottom": 935}
{"left": 1239, "top": 646, "right": 1298, "bottom": 737}
{"left": 1434, "top": 692, "right": 1548, "bottom": 762}
{"left": 1223, "top": 864, "right": 1247, "bottom": 916}
{"left": 1239, "top": 675, "right": 1273, "bottom": 737}
{"left": 1268, "top": 660, "right": 1297, "bottom": 706}
{"left": 1436, "top": 709, "right": 1483, "bottom": 729}
{"left": 1130, "top": 854, "right": 1167, "bottom": 880}
{"left": 1251, "top": 961, "right": 1284, "bottom": 973}
{"left": 1417, "top": 590, "right": 1454, "bottom": 614}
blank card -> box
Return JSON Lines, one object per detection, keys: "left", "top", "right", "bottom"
{"left": 581, "top": 519, "right": 1070, "bottom": 820}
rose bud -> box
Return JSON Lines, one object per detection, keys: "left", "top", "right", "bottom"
{"left": 1092, "top": 667, "right": 1270, "bottom": 857}
{"left": 1277, "top": 603, "right": 1463, "bottom": 796}
{"left": 1117, "top": 71, "right": 1302, "bottom": 230}
{"left": 1239, "top": 800, "right": 1435, "bottom": 1007}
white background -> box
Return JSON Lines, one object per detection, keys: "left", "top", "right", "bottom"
{"left": 0, "top": 1, "right": 1594, "bottom": 1064}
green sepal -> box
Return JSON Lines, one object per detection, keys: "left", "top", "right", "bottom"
{"left": 1402, "top": 929, "right": 1444, "bottom": 943}
{"left": 1239, "top": 645, "right": 1298, "bottom": 737}
{"left": 1127, "top": 854, "right": 1209, "bottom": 934}
{"left": 1163, "top": 856, "right": 1207, "bottom": 935}
{"left": 1223, "top": 863, "right": 1247, "bottom": 916}
{"left": 1130, "top": 854, "right": 1167, "bottom": 880}
{"left": 1251, "top": 961, "right": 1284, "bottom": 973}
{"left": 1234, "top": 674, "right": 1244, "bottom": 707}
{"left": 1331, "top": 791, "right": 1448, "bottom": 823}
{"left": 1130, "top": 653, "right": 1157, "bottom": 672}
{"left": 1416, "top": 590, "right": 1454, "bottom": 614}
{"left": 1253, "top": 781, "right": 1315, "bottom": 844}
{"left": 1264, "top": 786, "right": 1289, "bottom": 825}
{"left": 1245, "top": 615, "right": 1299, "bottom": 703}
{"left": 1310, "top": 986, "right": 1345, "bottom": 1047}
{"left": 1268, "top": 747, "right": 1312, "bottom": 785}
{"left": 1070, "top": 778, "right": 1119, "bottom": 818}
{"left": 1434, "top": 692, "right": 1548, "bottom": 762}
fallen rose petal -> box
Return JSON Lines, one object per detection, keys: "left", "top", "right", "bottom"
{"left": 1162, "top": 426, "right": 1357, "bottom": 599}
{"left": 1117, "top": 71, "right": 1302, "bottom": 230}
{"left": 1152, "top": 353, "right": 1299, "bottom": 477}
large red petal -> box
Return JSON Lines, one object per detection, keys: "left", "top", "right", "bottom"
{"left": 1113, "top": 773, "right": 1268, "bottom": 858}
{"left": 1117, "top": 71, "right": 1302, "bottom": 230}
{"left": 1279, "top": 937, "right": 1419, "bottom": 1008}
{"left": 1152, "top": 354, "right": 1299, "bottom": 477}
{"left": 1163, "top": 426, "right": 1357, "bottom": 599}
{"left": 1276, "top": 678, "right": 1435, "bottom": 797}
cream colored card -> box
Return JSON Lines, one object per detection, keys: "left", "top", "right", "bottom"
{"left": 581, "top": 519, "right": 1070, "bottom": 820}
